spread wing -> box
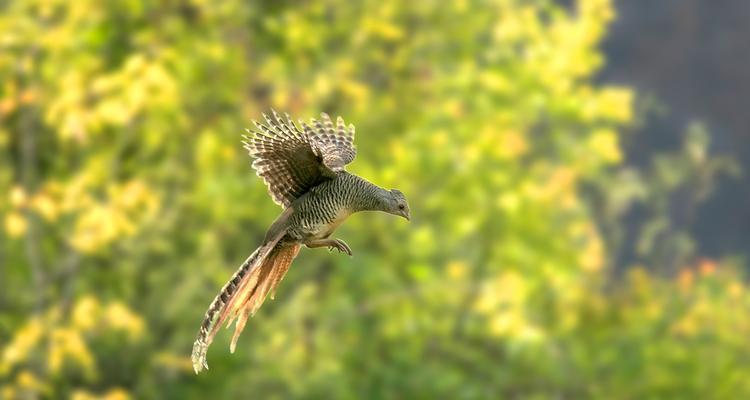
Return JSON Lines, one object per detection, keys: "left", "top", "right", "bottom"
{"left": 243, "top": 110, "right": 357, "bottom": 208}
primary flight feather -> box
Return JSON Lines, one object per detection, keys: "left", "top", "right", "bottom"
{"left": 191, "top": 111, "right": 411, "bottom": 373}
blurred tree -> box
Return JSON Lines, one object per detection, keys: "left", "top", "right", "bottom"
{"left": 587, "top": 122, "right": 740, "bottom": 276}
{"left": 0, "top": 0, "right": 748, "bottom": 399}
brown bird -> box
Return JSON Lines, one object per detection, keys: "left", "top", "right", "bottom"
{"left": 191, "top": 111, "right": 410, "bottom": 373}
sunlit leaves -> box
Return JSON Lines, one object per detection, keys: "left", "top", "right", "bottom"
{"left": 4, "top": 211, "right": 27, "bottom": 237}
{"left": 0, "top": 297, "right": 145, "bottom": 399}
{"left": 1, "top": 0, "right": 742, "bottom": 397}
{"left": 3, "top": 176, "right": 159, "bottom": 252}
{"left": 46, "top": 55, "right": 178, "bottom": 142}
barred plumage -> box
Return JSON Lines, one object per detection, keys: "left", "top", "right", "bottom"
{"left": 191, "top": 233, "right": 285, "bottom": 373}
{"left": 242, "top": 111, "right": 356, "bottom": 208}
{"left": 192, "top": 111, "right": 410, "bottom": 374}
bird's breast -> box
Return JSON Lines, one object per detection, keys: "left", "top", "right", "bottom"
{"left": 312, "top": 207, "right": 352, "bottom": 239}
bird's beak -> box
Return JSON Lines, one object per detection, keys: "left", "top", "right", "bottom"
{"left": 402, "top": 211, "right": 411, "bottom": 221}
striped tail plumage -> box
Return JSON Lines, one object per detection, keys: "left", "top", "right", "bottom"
{"left": 191, "top": 238, "right": 300, "bottom": 374}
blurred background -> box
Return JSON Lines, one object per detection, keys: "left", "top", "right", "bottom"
{"left": 1, "top": 0, "right": 748, "bottom": 398}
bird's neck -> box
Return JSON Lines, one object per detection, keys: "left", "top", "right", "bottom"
{"left": 346, "top": 174, "right": 391, "bottom": 213}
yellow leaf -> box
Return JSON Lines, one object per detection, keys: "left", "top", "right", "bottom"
{"left": 0, "top": 97, "right": 16, "bottom": 116}
{"left": 588, "top": 128, "right": 622, "bottom": 163}
{"left": 2, "top": 318, "right": 43, "bottom": 369}
{"left": 16, "top": 370, "right": 45, "bottom": 392}
{"left": 104, "top": 388, "right": 131, "bottom": 400}
{"left": 446, "top": 260, "right": 467, "bottom": 280}
{"left": 597, "top": 88, "right": 633, "bottom": 122}
{"left": 31, "top": 193, "right": 59, "bottom": 221}
{"left": 51, "top": 328, "right": 95, "bottom": 374}
{"left": 72, "top": 296, "right": 100, "bottom": 331}
{"left": 580, "top": 235, "right": 604, "bottom": 272}
{"left": 4, "top": 212, "right": 27, "bottom": 238}
{"left": 1, "top": 386, "right": 17, "bottom": 400}
{"left": 71, "top": 390, "right": 98, "bottom": 400}
{"left": 498, "top": 129, "right": 528, "bottom": 160}
{"left": 105, "top": 302, "right": 144, "bottom": 340}
{"left": 490, "top": 311, "right": 517, "bottom": 336}
{"left": 363, "top": 17, "right": 404, "bottom": 41}
{"left": 19, "top": 88, "right": 37, "bottom": 105}
{"left": 729, "top": 282, "right": 743, "bottom": 299}
{"left": 339, "top": 79, "right": 369, "bottom": 103}
{"left": 497, "top": 193, "right": 520, "bottom": 213}
{"left": 9, "top": 186, "right": 26, "bottom": 207}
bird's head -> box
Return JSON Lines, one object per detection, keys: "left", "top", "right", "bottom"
{"left": 385, "top": 189, "right": 410, "bottom": 221}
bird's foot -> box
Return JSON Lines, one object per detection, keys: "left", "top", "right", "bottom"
{"left": 328, "top": 239, "right": 352, "bottom": 256}
{"left": 305, "top": 238, "right": 353, "bottom": 256}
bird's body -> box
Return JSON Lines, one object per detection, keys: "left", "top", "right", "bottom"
{"left": 191, "top": 111, "right": 410, "bottom": 373}
{"left": 286, "top": 172, "right": 389, "bottom": 242}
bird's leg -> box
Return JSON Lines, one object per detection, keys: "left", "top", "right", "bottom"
{"left": 304, "top": 238, "right": 352, "bottom": 256}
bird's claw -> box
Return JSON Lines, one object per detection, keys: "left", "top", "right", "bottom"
{"left": 328, "top": 239, "right": 352, "bottom": 256}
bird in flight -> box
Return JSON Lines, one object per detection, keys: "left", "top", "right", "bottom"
{"left": 191, "top": 111, "right": 410, "bottom": 373}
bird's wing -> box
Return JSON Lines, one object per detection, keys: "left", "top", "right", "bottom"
{"left": 243, "top": 111, "right": 357, "bottom": 208}
{"left": 303, "top": 113, "right": 357, "bottom": 175}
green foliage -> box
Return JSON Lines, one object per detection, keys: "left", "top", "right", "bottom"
{"left": 0, "top": 0, "right": 744, "bottom": 398}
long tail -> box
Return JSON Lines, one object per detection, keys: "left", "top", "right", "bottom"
{"left": 191, "top": 239, "right": 300, "bottom": 374}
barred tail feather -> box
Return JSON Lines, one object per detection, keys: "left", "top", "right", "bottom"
{"left": 191, "top": 237, "right": 283, "bottom": 374}
{"left": 191, "top": 240, "right": 300, "bottom": 374}
{"left": 229, "top": 243, "right": 300, "bottom": 353}
{"left": 269, "top": 244, "right": 299, "bottom": 300}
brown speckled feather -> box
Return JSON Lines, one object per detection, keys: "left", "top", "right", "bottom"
{"left": 243, "top": 110, "right": 357, "bottom": 207}
{"left": 192, "top": 111, "right": 391, "bottom": 375}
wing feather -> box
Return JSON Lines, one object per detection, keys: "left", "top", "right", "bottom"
{"left": 244, "top": 110, "right": 357, "bottom": 208}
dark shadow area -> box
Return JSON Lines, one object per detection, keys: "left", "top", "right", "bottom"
{"left": 600, "top": 0, "right": 750, "bottom": 260}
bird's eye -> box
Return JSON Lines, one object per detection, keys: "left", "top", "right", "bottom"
{"left": 398, "top": 204, "right": 405, "bottom": 210}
